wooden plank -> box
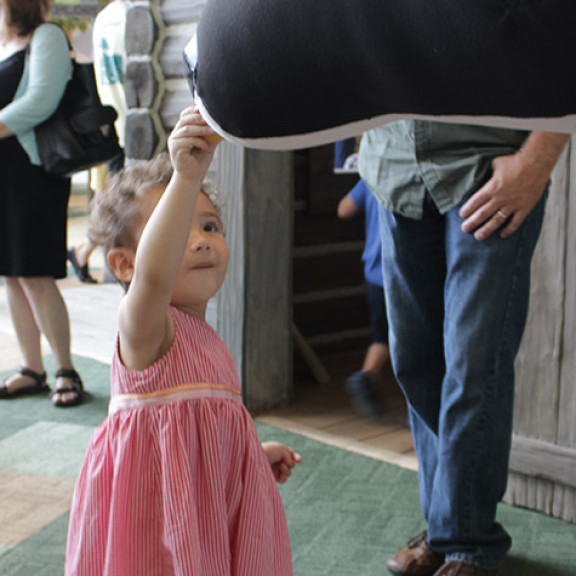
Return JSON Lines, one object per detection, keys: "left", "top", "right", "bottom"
{"left": 51, "top": 3, "right": 101, "bottom": 18}
{"left": 294, "top": 212, "right": 364, "bottom": 246}
{"left": 504, "top": 473, "right": 554, "bottom": 516}
{"left": 211, "top": 141, "right": 245, "bottom": 385}
{"left": 559, "top": 138, "right": 576, "bottom": 449}
{"left": 293, "top": 150, "right": 309, "bottom": 202}
{"left": 125, "top": 61, "right": 157, "bottom": 108}
{"left": 125, "top": 5, "right": 157, "bottom": 56}
{"left": 293, "top": 250, "right": 363, "bottom": 293}
{"left": 505, "top": 139, "right": 576, "bottom": 523}
{"left": 291, "top": 323, "right": 331, "bottom": 385}
{"left": 257, "top": 415, "right": 418, "bottom": 471}
{"left": 503, "top": 473, "right": 576, "bottom": 523}
{"left": 160, "top": 84, "right": 192, "bottom": 130}
{"left": 125, "top": 110, "right": 159, "bottom": 160}
{"left": 513, "top": 150, "right": 569, "bottom": 442}
{"left": 294, "top": 294, "right": 368, "bottom": 336}
{"left": 159, "top": 0, "right": 207, "bottom": 25}
{"left": 364, "top": 429, "right": 415, "bottom": 455}
{"left": 159, "top": 34, "right": 193, "bottom": 79}
{"left": 243, "top": 150, "right": 293, "bottom": 412}
{"left": 297, "top": 330, "right": 370, "bottom": 355}
{"left": 124, "top": 3, "right": 163, "bottom": 161}
{"left": 509, "top": 434, "right": 576, "bottom": 489}
{"left": 322, "top": 418, "right": 399, "bottom": 442}
{"left": 552, "top": 485, "right": 576, "bottom": 524}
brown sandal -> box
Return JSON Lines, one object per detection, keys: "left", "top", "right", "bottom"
{"left": 50, "top": 368, "right": 84, "bottom": 408}
{"left": 0, "top": 367, "right": 50, "bottom": 399}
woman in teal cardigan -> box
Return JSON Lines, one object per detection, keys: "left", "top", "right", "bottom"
{"left": 0, "top": 0, "right": 84, "bottom": 407}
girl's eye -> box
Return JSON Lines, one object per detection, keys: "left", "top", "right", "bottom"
{"left": 203, "top": 221, "right": 221, "bottom": 233}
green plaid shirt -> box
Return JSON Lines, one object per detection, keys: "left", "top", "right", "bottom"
{"left": 358, "top": 120, "right": 528, "bottom": 219}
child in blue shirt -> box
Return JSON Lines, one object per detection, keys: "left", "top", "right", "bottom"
{"left": 337, "top": 178, "right": 389, "bottom": 418}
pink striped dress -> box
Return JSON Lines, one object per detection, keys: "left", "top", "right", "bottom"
{"left": 66, "top": 307, "right": 293, "bottom": 576}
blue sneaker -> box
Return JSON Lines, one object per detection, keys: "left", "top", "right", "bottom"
{"left": 345, "top": 371, "right": 384, "bottom": 419}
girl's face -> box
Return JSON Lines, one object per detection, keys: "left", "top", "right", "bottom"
{"left": 171, "top": 192, "right": 229, "bottom": 314}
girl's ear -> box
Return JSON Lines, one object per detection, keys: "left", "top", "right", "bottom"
{"left": 108, "top": 247, "right": 135, "bottom": 284}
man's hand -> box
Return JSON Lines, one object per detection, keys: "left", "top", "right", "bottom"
{"left": 262, "top": 441, "right": 302, "bottom": 484}
{"left": 459, "top": 132, "right": 569, "bottom": 240}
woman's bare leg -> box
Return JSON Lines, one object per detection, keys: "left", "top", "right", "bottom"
{"left": 20, "top": 277, "right": 78, "bottom": 403}
{"left": 3, "top": 277, "right": 45, "bottom": 392}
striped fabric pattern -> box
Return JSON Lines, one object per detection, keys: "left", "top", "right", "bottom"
{"left": 66, "top": 307, "right": 293, "bottom": 575}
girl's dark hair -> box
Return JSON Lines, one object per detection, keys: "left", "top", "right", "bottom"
{"left": 88, "top": 154, "right": 175, "bottom": 258}
{"left": 89, "top": 153, "right": 223, "bottom": 289}
{"left": 5, "top": 0, "right": 51, "bottom": 36}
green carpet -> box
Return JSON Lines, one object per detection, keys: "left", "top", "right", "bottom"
{"left": 0, "top": 356, "right": 575, "bottom": 575}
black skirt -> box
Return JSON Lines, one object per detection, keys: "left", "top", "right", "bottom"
{"left": 0, "top": 135, "right": 70, "bottom": 278}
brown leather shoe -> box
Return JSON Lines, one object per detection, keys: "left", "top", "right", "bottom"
{"left": 433, "top": 561, "right": 498, "bottom": 576}
{"left": 387, "top": 531, "right": 444, "bottom": 576}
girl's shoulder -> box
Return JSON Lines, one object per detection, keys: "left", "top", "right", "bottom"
{"left": 170, "top": 306, "right": 211, "bottom": 334}
{"left": 170, "top": 307, "right": 223, "bottom": 347}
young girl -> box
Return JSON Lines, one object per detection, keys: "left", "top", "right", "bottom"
{"left": 66, "top": 107, "right": 300, "bottom": 576}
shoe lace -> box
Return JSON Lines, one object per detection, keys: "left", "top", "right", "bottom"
{"left": 407, "top": 531, "right": 427, "bottom": 549}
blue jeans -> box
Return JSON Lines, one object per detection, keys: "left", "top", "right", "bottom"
{"left": 379, "top": 192, "right": 546, "bottom": 569}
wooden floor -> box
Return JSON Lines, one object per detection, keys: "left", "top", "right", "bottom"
{"left": 259, "top": 347, "right": 417, "bottom": 470}
{"left": 0, "top": 179, "right": 417, "bottom": 472}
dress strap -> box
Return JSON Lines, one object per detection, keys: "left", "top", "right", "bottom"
{"left": 109, "top": 382, "right": 242, "bottom": 414}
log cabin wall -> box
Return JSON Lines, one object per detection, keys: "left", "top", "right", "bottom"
{"left": 124, "top": 0, "right": 292, "bottom": 412}
{"left": 124, "top": 1, "right": 162, "bottom": 160}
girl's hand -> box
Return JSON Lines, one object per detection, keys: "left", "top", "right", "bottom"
{"left": 262, "top": 441, "right": 302, "bottom": 484}
{"left": 167, "top": 106, "right": 220, "bottom": 182}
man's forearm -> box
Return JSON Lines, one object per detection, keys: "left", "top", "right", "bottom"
{"left": 517, "top": 131, "right": 570, "bottom": 188}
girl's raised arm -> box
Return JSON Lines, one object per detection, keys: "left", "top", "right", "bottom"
{"left": 118, "top": 108, "right": 219, "bottom": 369}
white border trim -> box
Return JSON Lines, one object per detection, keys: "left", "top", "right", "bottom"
{"left": 197, "top": 97, "right": 576, "bottom": 151}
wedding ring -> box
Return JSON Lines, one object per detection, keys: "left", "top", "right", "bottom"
{"left": 496, "top": 209, "right": 508, "bottom": 220}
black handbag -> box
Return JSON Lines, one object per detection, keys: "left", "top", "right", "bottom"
{"left": 32, "top": 25, "right": 122, "bottom": 177}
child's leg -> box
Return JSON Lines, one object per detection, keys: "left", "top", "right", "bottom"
{"left": 362, "top": 342, "right": 390, "bottom": 378}
{"left": 362, "top": 280, "right": 389, "bottom": 380}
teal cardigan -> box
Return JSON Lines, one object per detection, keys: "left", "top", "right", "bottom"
{"left": 0, "top": 23, "right": 72, "bottom": 165}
